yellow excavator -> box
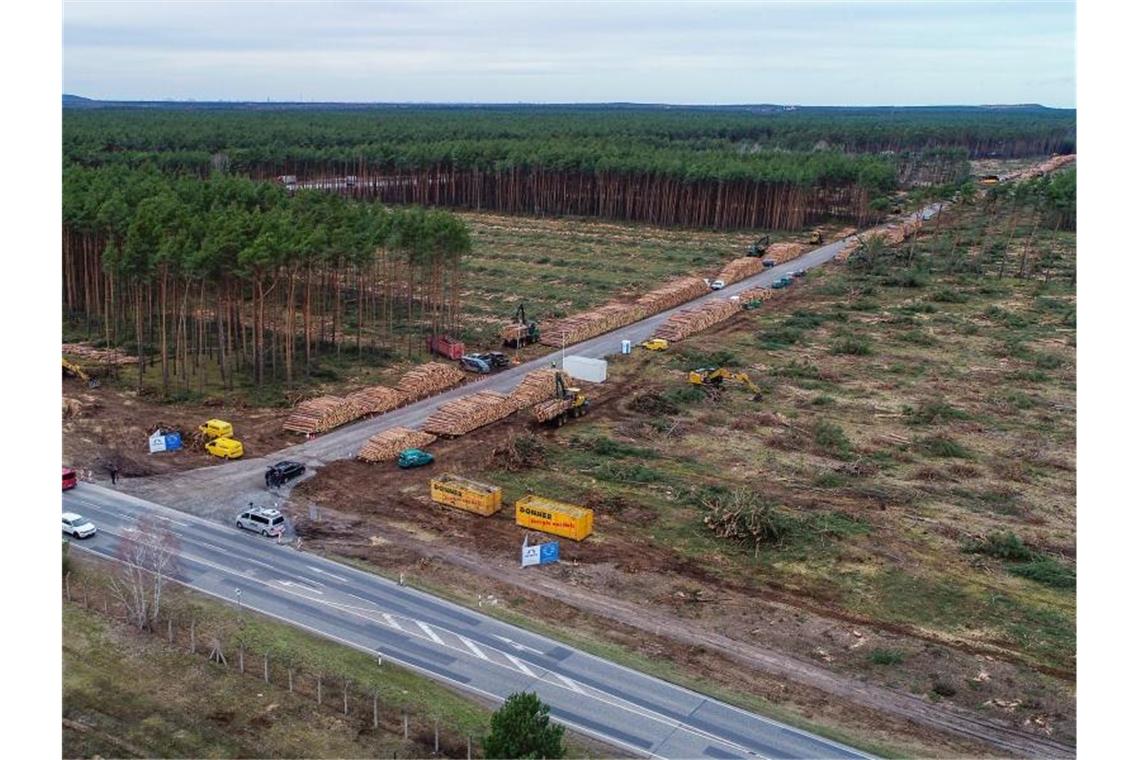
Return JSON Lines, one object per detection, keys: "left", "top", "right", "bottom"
{"left": 62, "top": 358, "right": 99, "bottom": 388}
{"left": 688, "top": 367, "right": 761, "bottom": 397}
{"left": 806, "top": 228, "right": 824, "bottom": 245}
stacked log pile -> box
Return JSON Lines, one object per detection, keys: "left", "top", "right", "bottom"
{"left": 345, "top": 386, "right": 407, "bottom": 415}
{"left": 507, "top": 369, "right": 560, "bottom": 412}
{"left": 539, "top": 303, "right": 645, "bottom": 347}
{"left": 358, "top": 427, "right": 438, "bottom": 462}
{"left": 283, "top": 396, "right": 365, "bottom": 434}
{"left": 1005, "top": 154, "right": 1075, "bottom": 181}
{"left": 396, "top": 362, "right": 465, "bottom": 401}
{"left": 633, "top": 276, "right": 709, "bottom": 313}
{"left": 655, "top": 299, "right": 742, "bottom": 342}
{"left": 763, "top": 242, "right": 808, "bottom": 265}
{"left": 716, "top": 257, "right": 766, "bottom": 286}
{"left": 423, "top": 391, "right": 516, "bottom": 437}
{"left": 532, "top": 398, "right": 574, "bottom": 423}
{"left": 62, "top": 343, "right": 135, "bottom": 366}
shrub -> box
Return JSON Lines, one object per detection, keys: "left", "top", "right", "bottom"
{"left": 811, "top": 395, "right": 836, "bottom": 406}
{"left": 813, "top": 471, "right": 848, "bottom": 488}
{"left": 831, "top": 338, "right": 873, "bottom": 356}
{"left": 662, "top": 385, "right": 707, "bottom": 406}
{"left": 921, "top": 435, "right": 972, "bottom": 459}
{"left": 760, "top": 327, "right": 804, "bottom": 349}
{"left": 868, "top": 648, "right": 905, "bottom": 665}
{"left": 931, "top": 287, "right": 968, "bottom": 303}
{"left": 898, "top": 330, "right": 938, "bottom": 346}
{"left": 700, "top": 489, "right": 788, "bottom": 555}
{"left": 484, "top": 692, "right": 565, "bottom": 759}
{"left": 814, "top": 420, "right": 854, "bottom": 459}
{"left": 1034, "top": 352, "right": 1065, "bottom": 370}
{"left": 1009, "top": 557, "right": 1076, "bottom": 589}
{"left": 963, "top": 531, "right": 1034, "bottom": 561}
{"left": 931, "top": 677, "right": 958, "bottom": 698}
{"left": 884, "top": 269, "right": 929, "bottom": 288}
{"left": 905, "top": 400, "right": 969, "bottom": 426}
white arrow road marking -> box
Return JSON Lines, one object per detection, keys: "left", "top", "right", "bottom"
{"left": 416, "top": 621, "right": 444, "bottom": 645}
{"left": 493, "top": 634, "right": 544, "bottom": 655}
{"left": 382, "top": 613, "right": 403, "bottom": 631}
{"left": 556, "top": 673, "right": 585, "bottom": 694}
{"left": 505, "top": 653, "right": 537, "bottom": 678}
{"left": 459, "top": 636, "right": 490, "bottom": 661}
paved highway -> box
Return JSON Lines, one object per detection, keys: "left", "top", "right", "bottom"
{"left": 65, "top": 483, "right": 871, "bottom": 760}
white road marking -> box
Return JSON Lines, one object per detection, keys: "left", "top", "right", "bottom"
{"left": 556, "top": 673, "right": 584, "bottom": 694}
{"left": 382, "top": 613, "right": 403, "bottom": 631}
{"left": 505, "top": 653, "right": 537, "bottom": 678}
{"left": 493, "top": 634, "right": 544, "bottom": 655}
{"left": 308, "top": 566, "right": 348, "bottom": 582}
{"left": 278, "top": 580, "right": 323, "bottom": 595}
{"left": 459, "top": 636, "right": 490, "bottom": 661}
{"left": 416, "top": 621, "right": 444, "bottom": 645}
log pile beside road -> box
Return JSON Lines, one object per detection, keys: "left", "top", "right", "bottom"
{"left": 423, "top": 391, "right": 516, "bottom": 437}
{"left": 763, "top": 242, "right": 808, "bottom": 265}
{"left": 737, "top": 286, "right": 776, "bottom": 303}
{"left": 358, "top": 426, "right": 438, "bottom": 462}
{"left": 283, "top": 395, "right": 365, "bottom": 434}
{"left": 507, "top": 369, "right": 560, "bottom": 411}
{"left": 633, "top": 276, "right": 709, "bottom": 313}
{"left": 717, "top": 257, "right": 766, "bottom": 285}
{"left": 539, "top": 303, "right": 645, "bottom": 347}
{"left": 655, "top": 299, "right": 742, "bottom": 342}
{"left": 396, "top": 362, "right": 465, "bottom": 401}
{"left": 62, "top": 343, "right": 135, "bottom": 366}
{"left": 345, "top": 385, "right": 407, "bottom": 415}
{"left": 532, "top": 397, "right": 574, "bottom": 423}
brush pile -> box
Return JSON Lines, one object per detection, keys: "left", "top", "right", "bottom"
{"left": 396, "top": 362, "right": 465, "bottom": 401}
{"left": 345, "top": 385, "right": 407, "bottom": 415}
{"left": 358, "top": 426, "right": 438, "bottom": 462}
{"left": 655, "top": 299, "right": 742, "bottom": 342}
{"left": 716, "top": 257, "right": 766, "bottom": 285}
{"left": 507, "top": 369, "right": 560, "bottom": 411}
{"left": 423, "top": 391, "right": 516, "bottom": 437}
{"left": 283, "top": 395, "right": 365, "bottom": 434}
{"left": 62, "top": 343, "right": 135, "bottom": 366}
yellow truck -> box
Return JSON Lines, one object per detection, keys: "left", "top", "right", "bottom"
{"left": 199, "top": 419, "right": 234, "bottom": 440}
{"left": 515, "top": 495, "right": 593, "bottom": 541}
{"left": 430, "top": 474, "right": 502, "bottom": 516}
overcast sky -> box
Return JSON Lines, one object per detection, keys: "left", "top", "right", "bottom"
{"left": 62, "top": 1, "right": 1075, "bottom": 107}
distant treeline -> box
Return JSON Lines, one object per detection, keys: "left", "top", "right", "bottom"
{"left": 63, "top": 107, "right": 1072, "bottom": 230}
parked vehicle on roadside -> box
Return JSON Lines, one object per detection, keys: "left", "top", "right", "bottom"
{"left": 62, "top": 512, "right": 96, "bottom": 539}
{"left": 62, "top": 467, "right": 78, "bottom": 491}
{"left": 398, "top": 448, "right": 435, "bottom": 469}
{"left": 266, "top": 460, "right": 305, "bottom": 488}
{"left": 206, "top": 437, "right": 244, "bottom": 459}
{"left": 236, "top": 506, "right": 286, "bottom": 537}
{"left": 198, "top": 419, "right": 234, "bottom": 440}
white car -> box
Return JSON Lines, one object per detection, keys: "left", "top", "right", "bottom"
{"left": 62, "top": 512, "right": 97, "bottom": 539}
{"left": 711, "top": 279, "right": 726, "bottom": 290}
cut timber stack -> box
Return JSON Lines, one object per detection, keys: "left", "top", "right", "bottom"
{"left": 396, "top": 362, "right": 465, "bottom": 401}
{"left": 655, "top": 299, "right": 742, "bottom": 343}
{"left": 633, "top": 276, "right": 709, "bottom": 313}
{"left": 737, "top": 286, "right": 776, "bottom": 303}
{"left": 539, "top": 303, "right": 645, "bottom": 347}
{"left": 345, "top": 385, "right": 407, "bottom": 415}
{"left": 283, "top": 395, "right": 365, "bottom": 435}
{"left": 507, "top": 369, "right": 560, "bottom": 412}
{"left": 62, "top": 343, "right": 135, "bottom": 366}
{"left": 358, "top": 427, "right": 437, "bottom": 462}
{"left": 532, "top": 398, "right": 574, "bottom": 423}
{"left": 716, "top": 257, "right": 766, "bottom": 286}
{"left": 423, "top": 391, "right": 515, "bottom": 437}
{"left": 763, "top": 242, "right": 807, "bottom": 265}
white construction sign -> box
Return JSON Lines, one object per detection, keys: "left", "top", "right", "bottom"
{"left": 564, "top": 355, "right": 607, "bottom": 383}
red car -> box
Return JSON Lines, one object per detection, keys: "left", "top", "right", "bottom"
{"left": 62, "top": 467, "right": 78, "bottom": 491}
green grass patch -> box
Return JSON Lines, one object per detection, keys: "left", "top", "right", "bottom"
{"left": 919, "top": 435, "right": 972, "bottom": 459}
{"left": 813, "top": 420, "right": 854, "bottom": 460}
{"left": 830, "top": 338, "right": 873, "bottom": 356}
{"left": 904, "top": 400, "right": 970, "bottom": 425}
{"left": 868, "top": 648, "right": 906, "bottom": 666}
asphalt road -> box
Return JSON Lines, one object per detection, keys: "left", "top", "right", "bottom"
{"left": 65, "top": 483, "right": 871, "bottom": 760}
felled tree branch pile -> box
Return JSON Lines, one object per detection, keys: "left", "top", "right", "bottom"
{"left": 358, "top": 427, "right": 438, "bottom": 462}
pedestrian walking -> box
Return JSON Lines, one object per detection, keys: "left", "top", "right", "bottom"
{"left": 109, "top": 465, "right": 118, "bottom": 485}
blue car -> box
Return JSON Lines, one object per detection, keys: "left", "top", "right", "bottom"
{"left": 397, "top": 449, "right": 435, "bottom": 469}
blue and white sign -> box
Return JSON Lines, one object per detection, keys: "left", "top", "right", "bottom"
{"left": 521, "top": 536, "right": 561, "bottom": 567}
{"left": 148, "top": 430, "right": 167, "bottom": 454}
{"left": 164, "top": 432, "right": 183, "bottom": 451}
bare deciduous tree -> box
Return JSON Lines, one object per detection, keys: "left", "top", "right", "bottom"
{"left": 109, "top": 516, "right": 179, "bottom": 631}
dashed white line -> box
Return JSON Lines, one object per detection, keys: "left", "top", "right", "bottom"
{"left": 459, "top": 636, "right": 490, "bottom": 661}
{"left": 308, "top": 566, "right": 348, "bottom": 582}
{"left": 416, "top": 621, "right": 445, "bottom": 645}
{"left": 506, "top": 653, "right": 537, "bottom": 678}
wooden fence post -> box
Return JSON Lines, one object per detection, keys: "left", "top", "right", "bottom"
{"left": 264, "top": 653, "right": 269, "bottom": 683}
{"left": 467, "top": 734, "right": 472, "bottom": 759}
{"left": 288, "top": 669, "right": 294, "bottom": 692}
{"left": 238, "top": 645, "right": 244, "bottom": 674}
{"left": 434, "top": 718, "right": 439, "bottom": 753}
{"left": 403, "top": 712, "right": 408, "bottom": 740}
{"left": 190, "top": 619, "right": 196, "bottom": 654}
{"left": 82, "top": 581, "right": 88, "bottom": 608}
{"left": 373, "top": 693, "right": 378, "bottom": 729}
{"left": 317, "top": 675, "right": 322, "bottom": 706}
{"left": 168, "top": 618, "right": 173, "bottom": 644}
{"left": 65, "top": 572, "right": 71, "bottom": 602}
{"left": 343, "top": 680, "right": 349, "bottom": 715}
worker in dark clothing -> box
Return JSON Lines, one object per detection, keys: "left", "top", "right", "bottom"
{"left": 109, "top": 465, "right": 118, "bottom": 485}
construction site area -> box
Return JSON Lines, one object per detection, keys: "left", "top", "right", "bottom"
{"left": 60, "top": 99, "right": 1077, "bottom": 759}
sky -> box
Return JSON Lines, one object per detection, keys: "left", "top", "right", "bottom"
{"left": 63, "top": 0, "right": 1074, "bottom": 107}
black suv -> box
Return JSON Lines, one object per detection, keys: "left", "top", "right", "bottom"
{"left": 266, "top": 460, "right": 305, "bottom": 488}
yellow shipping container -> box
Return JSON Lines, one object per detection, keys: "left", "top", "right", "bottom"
{"left": 515, "top": 495, "right": 593, "bottom": 541}
{"left": 430, "top": 474, "right": 502, "bottom": 516}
